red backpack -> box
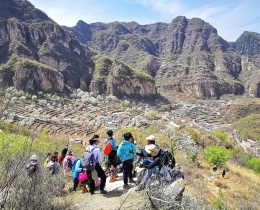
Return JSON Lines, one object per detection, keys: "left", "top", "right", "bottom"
{"left": 103, "top": 141, "right": 112, "bottom": 155}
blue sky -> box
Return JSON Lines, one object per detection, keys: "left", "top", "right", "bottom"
{"left": 29, "top": 0, "right": 260, "bottom": 41}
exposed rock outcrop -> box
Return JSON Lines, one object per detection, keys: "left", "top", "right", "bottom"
{"left": 89, "top": 56, "right": 156, "bottom": 98}
{"left": 0, "top": 0, "right": 156, "bottom": 98}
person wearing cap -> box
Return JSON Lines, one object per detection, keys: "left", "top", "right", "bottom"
{"left": 136, "top": 135, "right": 160, "bottom": 163}
{"left": 117, "top": 132, "right": 136, "bottom": 189}
{"left": 136, "top": 144, "right": 164, "bottom": 191}
{"left": 62, "top": 150, "right": 76, "bottom": 175}
{"left": 86, "top": 134, "right": 107, "bottom": 194}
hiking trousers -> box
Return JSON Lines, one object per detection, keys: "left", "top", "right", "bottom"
{"left": 72, "top": 178, "right": 79, "bottom": 191}
{"left": 122, "top": 159, "right": 133, "bottom": 185}
{"left": 87, "top": 163, "right": 106, "bottom": 194}
{"left": 108, "top": 150, "right": 118, "bottom": 168}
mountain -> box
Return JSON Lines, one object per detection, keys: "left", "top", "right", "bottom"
{"left": 65, "top": 18, "right": 260, "bottom": 98}
{"left": 0, "top": 0, "right": 156, "bottom": 98}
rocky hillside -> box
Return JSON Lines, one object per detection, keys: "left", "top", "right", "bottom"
{"left": 0, "top": 0, "right": 156, "bottom": 98}
{"left": 65, "top": 18, "right": 260, "bottom": 98}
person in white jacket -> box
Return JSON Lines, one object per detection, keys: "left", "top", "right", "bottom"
{"left": 86, "top": 134, "right": 107, "bottom": 194}
{"left": 46, "top": 156, "right": 61, "bottom": 175}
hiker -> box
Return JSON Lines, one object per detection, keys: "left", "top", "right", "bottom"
{"left": 46, "top": 155, "right": 61, "bottom": 175}
{"left": 26, "top": 154, "right": 41, "bottom": 178}
{"left": 136, "top": 144, "right": 169, "bottom": 191}
{"left": 86, "top": 135, "right": 107, "bottom": 195}
{"left": 58, "top": 145, "right": 69, "bottom": 165}
{"left": 70, "top": 158, "right": 81, "bottom": 192}
{"left": 103, "top": 130, "right": 120, "bottom": 180}
{"left": 213, "top": 165, "right": 217, "bottom": 172}
{"left": 222, "top": 168, "right": 226, "bottom": 178}
{"left": 63, "top": 150, "right": 76, "bottom": 174}
{"left": 44, "top": 152, "right": 52, "bottom": 168}
{"left": 136, "top": 135, "right": 159, "bottom": 164}
{"left": 117, "top": 132, "right": 136, "bottom": 189}
{"left": 54, "top": 151, "right": 59, "bottom": 158}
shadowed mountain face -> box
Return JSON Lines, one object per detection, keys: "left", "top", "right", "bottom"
{"left": 0, "top": 0, "right": 156, "bottom": 98}
{"left": 64, "top": 18, "right": 260, "bottom": 98}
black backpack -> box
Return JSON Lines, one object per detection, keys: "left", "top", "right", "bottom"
{"left": 161, "top": 150, "right": 176, "bottom": 169}
{"left": 81, "top": 148, "right": 96, "bottom": 171}
{"left": 66, "top": 159, "right": 73, "bottom": 171}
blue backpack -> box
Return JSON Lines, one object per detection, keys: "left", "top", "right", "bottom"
{"left": 72, "top": 158, "right": 80, "bottom": 173}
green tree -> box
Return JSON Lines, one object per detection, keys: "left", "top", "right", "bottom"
{"left": 204, "top": 146, "right": 231, "bottom": 167}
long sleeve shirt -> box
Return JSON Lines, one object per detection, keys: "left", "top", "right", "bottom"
{"left": 86, "top": 144, "right": 103, "bottom": 163}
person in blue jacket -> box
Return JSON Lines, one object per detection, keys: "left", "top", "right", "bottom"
{"left": 69, "top": 158, "right": 82, "bottom": 192}
{"left": 117, "top": 132, "right": 136, "bottom": 189}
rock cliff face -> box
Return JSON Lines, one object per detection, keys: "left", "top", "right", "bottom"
{"left": 65, "top": 17, "right": 260, "bottom": 98}
{"left": 0, "top": 0, "right": 156, "bottom": 98}
{"left": 89, "top": 56, "right": 156, "bottom": 98}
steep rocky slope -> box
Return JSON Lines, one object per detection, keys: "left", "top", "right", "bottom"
{"left": 0, "top": 0, "right": 156, "bottom": 98}
{"left": 66, "top": 18, "right": 260, "bottom": 98}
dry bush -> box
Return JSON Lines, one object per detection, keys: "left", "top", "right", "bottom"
{"left": 226, "top": 162, "right": 260, "bottom": 185}
{"left": 214, "top": 180, "right": 229, "bottom": 189}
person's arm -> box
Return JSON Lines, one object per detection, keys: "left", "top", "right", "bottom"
{"left": 75, "top": 159, "right": 82, "bottom": 173}
{"left": 97, "top": 148, "right": 103, "bottom": 163}
{"left": 62, "top": 157, "right": 67, "bottom": 173}
{"left": 146, "top": 157, "right": 160, "bottom": 169}
{"left": 117, "top": 145, "right": 122, "bottom": 157}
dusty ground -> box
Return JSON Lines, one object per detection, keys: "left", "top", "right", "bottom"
{"left": 64, "top": 173, "right": 147, "bottom": 210}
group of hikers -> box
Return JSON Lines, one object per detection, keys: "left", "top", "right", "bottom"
{"left": 26, "top": 129, "right": 176, "bottom": 195}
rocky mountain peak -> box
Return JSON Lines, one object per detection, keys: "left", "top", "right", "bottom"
{"left": 236, "top": 31, "right": 260, "bottom": 58}
{"left": 0, "top": 0, "right": 50, "bottom": 23}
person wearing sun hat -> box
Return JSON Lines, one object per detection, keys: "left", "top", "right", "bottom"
{"left": 86, "top": 134, "right": 107, "bottom": 194}
{"left": 135, "top": 144, "right": 165, "bottom": 191}
{"left": 136, "top": 135, "right": 160, "bottom": 163}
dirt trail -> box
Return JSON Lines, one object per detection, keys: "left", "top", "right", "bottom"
{"left": 65, "top": 173, "right": 146, "bottom": 210}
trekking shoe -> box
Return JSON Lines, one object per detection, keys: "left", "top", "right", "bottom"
{"left": 100, "top": 189, "right": 108, "bottom": 194}
{"left": 69, "top": 188, "right": 76, "bottom": 193}
{"left": 135, "top": 184, "right": 145, "bottom": 191}
{"left": 123, "top": 184, "right": 130, "bottom": 189}
{"left": 81, "top": 186, "right": 88, "bottom": 193}
{"left": 129, "top": 180, "right": 136, "bottom": 184}
{"left": 110, "top": 175, "right": 117, "bottom": 182}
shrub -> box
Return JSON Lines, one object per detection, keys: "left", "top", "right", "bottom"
{"left": 188, "top": 129, "right": 199, "bottom": 143}
{"left": 121, "top": 101, "right": 130, "bottom": 108}
{"left": 247, "top": 158, "right": 260, "bottom": 173}
{"left": 210, "top": 189, "right": 229, "bottom": 210}
{"left": 25, "top": 92, "right": 31, "bottom": 100}
{"left": 204, "top": 146, "right": 231, "bottom": 167}
{"left": 146, "top": 110, "right": 158, "bottom": 120}
{"left": 210, "top": 130, "right": 228, "bottom": 142}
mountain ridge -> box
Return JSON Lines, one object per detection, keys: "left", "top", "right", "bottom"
{"left": 0, "top": 0, "right": 157, "bottom": 98}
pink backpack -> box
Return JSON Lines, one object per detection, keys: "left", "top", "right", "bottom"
{"left": 78, "top": 172, "right": 88, "bottom": 182}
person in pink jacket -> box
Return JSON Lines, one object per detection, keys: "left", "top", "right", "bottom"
{"left": 63, "top": 151, "right": 76, "bottom": 175}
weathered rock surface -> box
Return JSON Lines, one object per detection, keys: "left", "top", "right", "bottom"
{"left": 65, "top": 17, "right": 260, "bottom": 98}
{"left": 89, "top": 56, "right": 156, "bottom": 98}
{"left": 0, "top": 0, "right": 156, "bottom": 98}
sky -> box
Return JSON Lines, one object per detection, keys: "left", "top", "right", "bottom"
{"left": 28, "top": 0, "right": 260, "bottom": 41}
